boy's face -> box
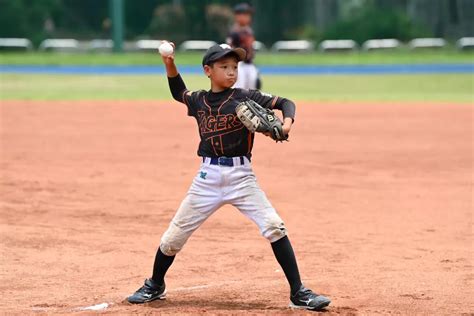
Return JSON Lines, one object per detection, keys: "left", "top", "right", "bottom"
{"left": 235, "top": 12, "right": 252, "bottom": 26}
{"left": 204, "top": 56, "right": 239, "bottom": 89}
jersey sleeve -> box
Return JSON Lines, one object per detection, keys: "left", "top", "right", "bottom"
{"left": 247, "top": 89, "right": 277, "bottom": 108}
{"left": 247, "top": 89, "right": 296, "bottom": 121}
{"left": 182, "top": 90, "right": 203, "bottom": 117}
{"left": 168, "top": 74, "right": 202, "bottom": 117}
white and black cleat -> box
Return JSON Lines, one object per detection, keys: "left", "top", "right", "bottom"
{"left": 289, "top": 285, "right": 331, "bottom": 311}
{"left": 127, "top": 279, "right": 166, "bottom": 304}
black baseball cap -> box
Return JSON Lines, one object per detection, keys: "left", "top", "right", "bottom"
{"left": 233, "top": 3, "right": 254, "bottom": 14}
{"left": 202, "top": 44, "right": 246, "bottom": 66}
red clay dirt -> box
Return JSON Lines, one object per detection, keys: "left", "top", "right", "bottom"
{"left": 0, "top": 100, "right": 472, "bottom": 315}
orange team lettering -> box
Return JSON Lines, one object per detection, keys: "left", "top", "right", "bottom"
{"left": 197, "top": 111, "right": 243, "bottom": 134}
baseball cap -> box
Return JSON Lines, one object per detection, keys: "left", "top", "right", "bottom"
{"left": 202, "top": 44, "right": 246, "bottom": 66}
{"left": 233, "top": 3, "right": 254, "bottom": 14}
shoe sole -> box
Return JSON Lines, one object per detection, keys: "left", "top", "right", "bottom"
{"left": 127, "top": 290, "right": 167, "bottom": 304}
{"left": 288, "top": 300, "right": 330, "bottom": 311}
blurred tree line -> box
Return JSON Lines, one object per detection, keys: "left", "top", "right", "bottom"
{"left": 0, "top": 0, "right": 472, "bottom": 46}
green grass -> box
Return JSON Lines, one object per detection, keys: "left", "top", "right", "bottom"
{"left": 0, "top": 49, "right": 473, "bottom": 66}
{"left": 1, "top": 73, "right": 472, "bottom": 102}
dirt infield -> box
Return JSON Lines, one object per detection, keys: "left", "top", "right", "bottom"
{"left": 1, "top": 100, "right": 472, "bottom": 315}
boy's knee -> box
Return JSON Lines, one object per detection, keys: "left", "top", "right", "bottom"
{"left": 159, "top": 241, "right": 182, "bottom": 256}
{"left": 160, "top": 223, "right": 189, "bottom": 256}
{"left": 263, "top": 220, "right": 287, "bottom": 242}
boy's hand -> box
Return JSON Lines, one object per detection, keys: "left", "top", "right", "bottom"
{"left": 236, "top": 100, "right": 289, "bottom": 142}
{"left": 282, "top": 118, "right": 293, "bottom": 136}
{"left": 161, "top": 54, "right": 175, "bottom": 65}
{"left": 263, "top": 118, "right": 292, "bottom": 139}
{"left": 160, "top": 41, "right": 175, "bottom": 65}
{"left": 159, "top": 41, "right": 178, "bottom": 77}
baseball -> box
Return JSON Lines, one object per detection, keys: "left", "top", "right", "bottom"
{"left": 159, "top": 42, "right": 174, "bottom": 56}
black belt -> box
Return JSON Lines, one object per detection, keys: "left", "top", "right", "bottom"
{"left": 203, "top": 156, "right": 249, "bottom": 167}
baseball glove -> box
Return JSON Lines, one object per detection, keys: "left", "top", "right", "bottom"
{"left": 236, "top": 99, "right": 288, "bottom": 142}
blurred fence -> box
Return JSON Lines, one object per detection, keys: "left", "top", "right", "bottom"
{"left": 1, "top": 37, "right": 473, "bottom": 53}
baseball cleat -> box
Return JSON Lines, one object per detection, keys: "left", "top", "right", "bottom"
{"left": 289, "top": 285, "right": 331, "bottom": 311}
{"left": 127, "top": 279, "right": 166, "bottom": 304}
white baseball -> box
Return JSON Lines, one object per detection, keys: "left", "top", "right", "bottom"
{"left": 159, "top": 42, "right": 174, "bottom": 56}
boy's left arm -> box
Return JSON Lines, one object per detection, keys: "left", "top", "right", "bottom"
{"left": 247, "top": 90, "right": 295, "bottom": 136}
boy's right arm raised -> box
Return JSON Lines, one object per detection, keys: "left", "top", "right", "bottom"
{"left": 161, "top": 43, "right": 189, "bottom": 103}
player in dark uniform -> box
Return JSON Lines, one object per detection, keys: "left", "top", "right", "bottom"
{"left": 227, "top": 3, "right": 262, "bottom": 89}
{"left": 126, "top": 43, "right": 331, "bottom": 311}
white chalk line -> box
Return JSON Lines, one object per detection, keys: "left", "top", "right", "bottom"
{"left": 76, "top": 302, "right": 111, "bottom": 311}
{"left": 31, "top": 302, "right": 112, "bottom": 313}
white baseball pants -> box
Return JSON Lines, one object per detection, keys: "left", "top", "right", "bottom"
{"left": 160, "top": 157, "right": 287, "bottom": 256}
{"left": 233, "top": 62, "right": 259, "bottom": 90}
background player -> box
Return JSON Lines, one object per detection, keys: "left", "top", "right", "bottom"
{"left": 227, "top": 2, "right": 262, "bottom": 89}
{"left": 126, "top": 43, "right": 331, "bottom": 311}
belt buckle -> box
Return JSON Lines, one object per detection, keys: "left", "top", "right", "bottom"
{"left": 218, "top": 157, "right": 233, "bottom": 167}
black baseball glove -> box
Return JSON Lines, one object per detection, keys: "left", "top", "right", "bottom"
{"left": 236, "top": 99, "right": 288, "bottom": 142}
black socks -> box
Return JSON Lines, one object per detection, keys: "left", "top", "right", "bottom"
{"left": 151, "top": 247, "right": 175, "bottom": 286}
{"left": 271, "top": 236, "right": 303, "bottom": 295}
{"left": 150, "top": 237, "right": 302, "bottom": 295}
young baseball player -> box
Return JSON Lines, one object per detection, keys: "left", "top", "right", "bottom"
{"left": 227, "top": 2, "right": 262, "bottom": 89}
{"left": 127, "top": 43, "right": 331, "bottom": 311}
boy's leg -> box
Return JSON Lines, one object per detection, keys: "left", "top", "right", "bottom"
{"left": 270, "top": 235, "right": 302, "bottom": 295}
{"left": 229, "top": 171, "right": 330, "bottom": 310}
{"left": 151, "top": 247, "right": 175, "bottom": 286}
{"left": 151, "top": 186, "right": 223, "bottom": 281}
{"left": 230, "top": 183, "right": 302, "bottom": 293}
{"left": 159, "top": 192, "right": 221, "bottom": 257}
{"left": 128, "top": 164, "right": 222, "bottom": 304}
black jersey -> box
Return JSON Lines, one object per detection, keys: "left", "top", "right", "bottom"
{"left": 168, "top": 75, "right": 295, "bottom": 158}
